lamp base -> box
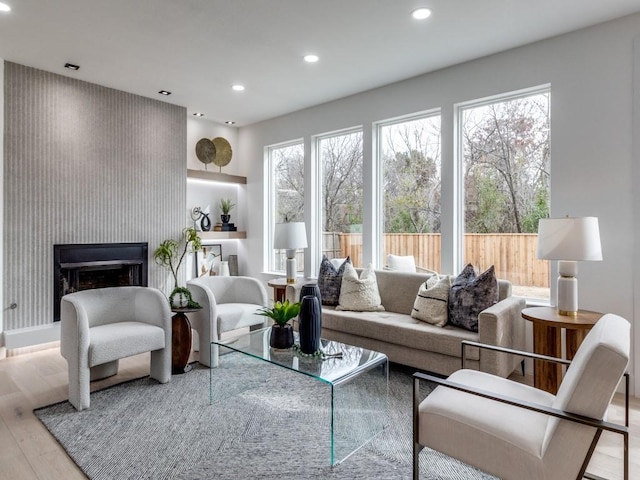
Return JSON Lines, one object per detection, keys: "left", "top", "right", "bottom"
{"left": 558, "top": 309, "right": 578, "bottom": 317}
{"left": 285, "top": 257, "right": 297, "bottom": 284}
{"left": 557, "top": 261, "right": 578, "bottom": 316}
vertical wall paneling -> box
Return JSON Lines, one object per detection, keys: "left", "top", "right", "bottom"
{"left": 3, "top": 62, "right": 186, "bottom": 332}
{"left": 0, "top": 60, "right": 4, "bottom": 344}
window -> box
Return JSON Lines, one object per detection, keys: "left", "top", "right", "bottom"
{"left": 318, "top": 130, "right": 363, "bottom": 267}
{"left": 267, "top": 141, "right": 304, "bottom": 272}
{"left": 459, "top": 88, "right": 550, "bottom": 300}
{"left": 378, "top": 113, "right": 441, "bottom": 272}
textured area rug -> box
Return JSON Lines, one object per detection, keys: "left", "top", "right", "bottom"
{"left": 35, "top": 354, "right": 496, "bottom": 479}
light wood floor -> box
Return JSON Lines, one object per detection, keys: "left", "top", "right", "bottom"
{"left": 0, "top": 344, "right": 638, "bottom": 480}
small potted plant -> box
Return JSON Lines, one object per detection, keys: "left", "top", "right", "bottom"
{"left": 255, "top": 300, "right": 301, "bottom": 349}
{"left": 154, "top": 227, "right": 202, "bottom": 309}
{"left": 219, "top": 198, "right": 235, "bottom": 224}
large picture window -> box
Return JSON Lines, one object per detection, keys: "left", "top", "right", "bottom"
{"left": 378, "top": 113, "right": 441, "bottom": 272}
{"left": 318, "top": 130, "right": 363, "bottom": 267}
{"left": 267, "top": 141, "right": 304, "bottom": 272}
{"left": 459, "top": 88, "right": 550, "bottom": 299}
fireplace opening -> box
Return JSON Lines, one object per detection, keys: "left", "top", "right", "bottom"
{"left": 53, "top": 243, "right": 148, "bottom": 322}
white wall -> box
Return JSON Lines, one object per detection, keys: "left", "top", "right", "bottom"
{"left": 0, "top": 59, "right": 4, "bottom": 356}
{"left": 239, "top": 14, "right": 640, "bottom": 395}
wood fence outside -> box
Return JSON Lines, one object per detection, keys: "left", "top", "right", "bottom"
{"left": 333, "top": 232, "right": 549, "bottom": 288}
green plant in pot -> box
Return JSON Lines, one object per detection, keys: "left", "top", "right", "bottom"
{"left": 154, "top": 227, "right": 202, "bottom": 309}
{"left": 255, "top": 300, "right": 301, "bottom": 349}
{"left": 219, "top": 198, "right": 235, "bottom": 224}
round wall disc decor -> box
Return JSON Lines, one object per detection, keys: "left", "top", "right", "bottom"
{"left": 212, "top": 137, "right": 232, "bottom": 167}
{"left": 195, "top": 138, "right": 216, "bottom": 165}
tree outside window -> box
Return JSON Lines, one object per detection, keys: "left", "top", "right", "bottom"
{"left": 461, "top": 90, "right": 550, "bottom": 299}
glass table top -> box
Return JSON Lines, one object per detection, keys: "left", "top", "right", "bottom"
{"left": 213, "top": 327, "right": 387, "bottom": 385}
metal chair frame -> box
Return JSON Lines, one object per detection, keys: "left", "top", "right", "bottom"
{"left": 412, "top": 340, "right": 629, "bottom": 480}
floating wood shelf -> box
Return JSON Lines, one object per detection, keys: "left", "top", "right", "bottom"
{"left": 187, "top": 169, "right": 246, "bottom": 184}
{"left": 198, "top": 231, "right": 247, "bottom": 240}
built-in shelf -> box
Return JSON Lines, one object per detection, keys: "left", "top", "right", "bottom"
{"left": 187, "top": 169, "right": 246, "bottom": 184}
{"left": 198, "top": 231, "right": 247, "bottom": 240}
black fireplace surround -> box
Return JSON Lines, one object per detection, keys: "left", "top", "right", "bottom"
{"left": 53, "top": 242, "right": 148, "bottom": 322}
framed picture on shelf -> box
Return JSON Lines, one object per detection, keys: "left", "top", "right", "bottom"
{"left": 195, "top": 244, "right": 222, "bottom": 277}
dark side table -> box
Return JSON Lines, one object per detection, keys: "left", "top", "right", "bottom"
{"left": 171, "top": 307, "right": 201, "bottom": 374}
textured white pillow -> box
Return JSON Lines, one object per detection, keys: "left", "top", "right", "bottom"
{"left": 336, "top": 263, "right": 385, "bottom": 312}
{"left": 386, "top": 254, "right": 417, "bottom": 272}
{"left": 411, "top": 275, "right": 451, "bottom": 326}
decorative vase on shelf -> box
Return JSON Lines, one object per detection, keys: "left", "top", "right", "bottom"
{"left": 299, "top": 295, "right": 322, "bottom": 354}
{"left": 200, "top": 212, "right": 211, "bottom": 231}
{"left": 219, "top": 260, "right": 230, "bottom": 276}
{"left": 221, "top": 214, "right": 230, "bottom": 224}
{"left": 270, "top": 324, "right": 294, "bottom": 349}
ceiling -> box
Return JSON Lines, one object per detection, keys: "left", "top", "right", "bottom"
{"left": 1, "top": 0, "right": 640, "bottom": 127}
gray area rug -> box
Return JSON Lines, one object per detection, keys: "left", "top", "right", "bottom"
{"left": 35, "top": 354, "right": 497, "bottom": 479}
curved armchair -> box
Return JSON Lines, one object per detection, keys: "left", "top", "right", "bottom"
{"left": 413, "top": 313, "right": 630, "bottom": 480}
{"left": 60, "top": 286, "right": 172, "bottom": 411}
{"left": 187, "top": 276, "right": 268, "bottom": 367}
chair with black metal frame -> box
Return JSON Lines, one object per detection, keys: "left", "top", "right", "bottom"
{"left": 412, "top": 313, "right": 630, "bottom": 480}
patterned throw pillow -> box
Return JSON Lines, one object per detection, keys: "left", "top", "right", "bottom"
{"left": 411, "top": 275, "right": 451, "bottom": 326}
{"left": 318, "top": 255, "right": 351, "bottom": 306}
{"left": 336, "top": 263, "right": 385, "bottom": 312}
{"left": 448, "top": 264, "right": 498, "bottom": 332}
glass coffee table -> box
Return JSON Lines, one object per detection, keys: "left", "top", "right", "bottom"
{"left": 210, "top": 327, "right": 389, "bottom": 465}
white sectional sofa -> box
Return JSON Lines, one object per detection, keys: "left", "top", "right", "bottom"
{"left": 287, "top": 268, "right": 526, "bottom": 378}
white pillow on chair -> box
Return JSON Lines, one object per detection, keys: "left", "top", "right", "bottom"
{"left": 386, "top": 254, "right": 417, "bottom": 272}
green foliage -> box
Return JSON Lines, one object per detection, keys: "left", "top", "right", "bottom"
{"left": 521, "top": 189, "right": 550, "bottom": 233}
{"left": 255, "top": 300, "right": 301, "bottom": 327}
{"left": 154, "top": 227, "right": 202, "bottom": 290}
{"left": 219, "top": 198, "right": 236, "bottom": 215}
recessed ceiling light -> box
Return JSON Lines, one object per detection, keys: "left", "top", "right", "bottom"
{"left": 304, "top": 54, "right": 319, "bottom": 63}
{"left": 231, "top": 84, "right": 245, "bottom": 92}
{"left": 411, "top": 8, "right": 431, "bottom": 20}
{"left": 158, "top": 90, "right": 171, "bottom": 96}
{"left": 225, "top": 121, "right": 236, "bottom": 125}
{"left": 193, "top": 112, "right": 204, "bottom": 117}
{"left": 0, "top": 3, "right": 11, "bottom": 13}
{"left": 64, "top": 63, "right": 80, "bottom": 71}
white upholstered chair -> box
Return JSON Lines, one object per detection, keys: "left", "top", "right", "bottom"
{"left": 386, "top": 254, "right": 438, "bottom": 274}
{"left": 413, "top": 313, "right": 630, "bottom": 480}
{"left": 186, "top": 276, "right": 268, "bottom": 367}
{"left": 60, "top": 286, "right": 172, "bottom": 411}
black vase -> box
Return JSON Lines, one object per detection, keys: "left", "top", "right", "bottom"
{"left": 300, "top": 282, "right": 322, "bottom": 306}
{"left": 200, "top": 213, "right": 211, "bottom": 232}
{"left": 221, "top": 214, "right": 231, "bottom": 224}
{"left": 299, "top": 295, "right": 321, "bottom": 354}
{"left": 270, "top": 324, "right": 294, "bottom": 349}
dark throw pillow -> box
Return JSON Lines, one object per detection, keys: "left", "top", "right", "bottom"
{"left": 448, "top": 264, "right": 498, "bottom": 332}
{"left": 318, "top": 255, "right": 351, "bottom": 306}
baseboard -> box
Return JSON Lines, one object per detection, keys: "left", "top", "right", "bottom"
{"left": 3, "top": 323, "right": 60, "bottom": 349}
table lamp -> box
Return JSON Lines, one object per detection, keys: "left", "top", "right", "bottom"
{"left": 537, "top": 217, "right": 602, "bottom": 316}
{"left": 274, "top": 222, "right": 307, "bottom": 284}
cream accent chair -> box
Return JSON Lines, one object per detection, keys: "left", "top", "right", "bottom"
{"left": 187, "top": 276, "right": 268, "bottom": 367}
{"left": 413, "top": 313, "right": 630, "bottom": 480}
{"left": 60, "top": 286, "right": 172, "bottom": 411}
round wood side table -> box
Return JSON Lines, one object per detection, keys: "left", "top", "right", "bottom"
{"left": 521, "top": 306, "right": 602, "bottom": 394}
{"left": 171, "top": 307, "right": 201, "bottom": 374}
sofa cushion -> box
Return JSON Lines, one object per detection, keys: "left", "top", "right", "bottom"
{"left": 448, "top": 264, "right": 498, "bottom": 332}
{"left": 318, "top": 255, "right": 351, "bottom": 306}
{"left": 322, "top": 307, "right": 480, "bottom": 360}
{"left": 336, "top": 263, "right": 385, "bottom": 312}
{"left": 386, "top": 254, "right": 416, "bottom": 272}
{"left": 411, "top": 275, "right": 451, "bottom": 327}
{"left": 88, "top": 321, "right": 165, "bottom": 367}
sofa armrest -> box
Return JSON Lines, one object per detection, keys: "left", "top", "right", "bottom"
{"left": 477, "top": 295, "right": 527, "bottom": 377}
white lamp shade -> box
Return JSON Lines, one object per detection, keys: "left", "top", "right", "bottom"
{"left": 537, "top": 217, "right": 602, "bottom": 261}
{"left": 273, "top": 222, "right": 308, "bottom": 250}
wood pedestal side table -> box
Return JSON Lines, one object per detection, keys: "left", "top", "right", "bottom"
{"left": 268, "top": 277, "right": 297, "bottom": 303}
{"left": 521, "top": 306, "right": 603, "bottom": 394}
{"left": 171, "top": 307, "right": 201, "bottom": 375}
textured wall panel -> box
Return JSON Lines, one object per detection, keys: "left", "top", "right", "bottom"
{"left": 3, "top": 62, "right": 186, "bottom": 330}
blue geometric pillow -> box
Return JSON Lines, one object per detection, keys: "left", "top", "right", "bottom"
{"left": 448, "top": 264, "right": 498, "bottom": 332}
{"left": 318, "top": 255, "right": 351, "bottom": 306}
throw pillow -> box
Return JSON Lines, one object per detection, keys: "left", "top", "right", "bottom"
{"left": 448, "top": 264, "right": 498, "bottom": 332}
{"left": 318, "top": 255, "right": 351, "bottom": 306}
{"left": 386, "top": 254, "right": 417, "bottom": 272}
{"left": 336, "top": 263, "right": 385, "bottom": 312}
{"left": 411, "top": 275, "right": 451, "bottom": 326}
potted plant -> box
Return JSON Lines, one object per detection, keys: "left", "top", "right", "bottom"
{"left": 154, "top": 227, "right": 202, "bottom": 309}
{"left": 219, "top": 198, "right": 235, "bottom": 224}
{"left": 255, "top": 300, "right": 301, "bottom": 349}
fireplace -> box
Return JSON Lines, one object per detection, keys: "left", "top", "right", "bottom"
{"left": 53, "top": 242, "right": 148, "bottom": 322}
